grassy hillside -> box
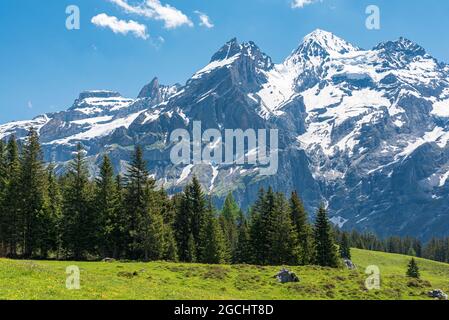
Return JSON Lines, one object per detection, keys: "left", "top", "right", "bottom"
{"left": 0, "top": 249, "right": 448, "bottom": 300}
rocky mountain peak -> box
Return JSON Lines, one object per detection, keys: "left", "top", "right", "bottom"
{"left": 374, "top": 37, "right": 426, "bottom": 57}
{"left": 210, "top": 38, "right": 241, "bottom": 62}
{"left": 291, "top": 29, "right": 359, "bottom": 60}
{"left": 138, "top": 77, "right": 161, "bottom": 99}
{"left": 138, "top": 77, "right": 181, "bottom": 105}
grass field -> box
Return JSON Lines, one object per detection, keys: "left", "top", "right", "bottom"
{"left": 0, "top": 249, "right": 448, "bottom": 300}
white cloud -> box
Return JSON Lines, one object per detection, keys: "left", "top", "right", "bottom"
{"left": 91, "top": 13, "right": 149, "bottom": 40}
{"left": 194, "top": 11, "right": 214, "bottom": 29}
{"left": 27, "top": 101, "right": 33, "bottom": 109}
{"left": 109, "top": 0, "right": 193, "bottom": 29}
{"left": 291, "top": 0, "right": 321, "bottom": 9}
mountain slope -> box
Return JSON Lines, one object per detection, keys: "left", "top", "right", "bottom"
{"left": 2, "top": 29, "right": 449, "bottom": 239}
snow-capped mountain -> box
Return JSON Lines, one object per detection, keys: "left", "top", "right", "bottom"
{"left": 2, "top": 29, "right": 449, "bottom": 240}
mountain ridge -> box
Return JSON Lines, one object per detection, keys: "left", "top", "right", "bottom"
{"left": 2, "top": 29, "right": 449, "bottom": 240}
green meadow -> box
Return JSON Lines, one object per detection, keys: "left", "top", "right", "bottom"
{"left": 0, "top": 249, "right": 448, "bottom": 300}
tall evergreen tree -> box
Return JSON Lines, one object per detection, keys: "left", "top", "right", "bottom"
{"left": 123, "top": 145, "right": 151, "bottom": 259}
{"left": 290, "top": 191, "right": 314, "bottom": 265}
{"left": 0, "top": 140, "right": 7, "bottom": 256}
{"left": 265, "top": 192, "right": 300, "bottom": 265}
{"left": 45, "top": 164, "right": 62, "bottom": 258}
{"left": 249, "top": 189, "right": 300, "bottom": 265}
{"left": 61, "top": 143, "right": 96, "bottom": 260}
{"left": 20, "top": 128, "right": 49, "bottom": 258}
{"left": 95, "top": 155, "right": 121, "bottom": 258}
{"left": 189, "top": 176, "right": 207, "bottom": 247}
{"left": 2, "top": 136, "right": 21, "bottom": 257}
{"left": 249, "top": 188, "right": 268, "bottom": 264}
{"left": 199, "top": 200, "right": 228, "bottom": 264}
{"left": 175, "top": 185, "right": 194, "bottom": 262}
{"left": 174, "top": 177, "right": 208, "bottom": 262}
{"left": 314, "top": 204, "right": 339, "bottom": 267}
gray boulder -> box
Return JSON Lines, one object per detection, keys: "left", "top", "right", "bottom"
{"left": 343, "top": 259, "right": 356, "bottom": 270}
{"left": 428, "top": 289, "right": 448, "bottom": 300}
{"left": 276, "top": 269, "right": 300, "bottom": 283}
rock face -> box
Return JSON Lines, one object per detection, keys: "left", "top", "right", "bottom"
{"left": 2, "top": 29, "right": 449, "bottom": 240}
{"left": 276, "top": 269, "right": 300, "bottom": 283}
{"left": 428, "top": 289, "right": 448, "bottom": 300}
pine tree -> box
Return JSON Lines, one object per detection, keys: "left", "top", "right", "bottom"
{"left": 175, "top": 185, "right": 194, "bottom": 262}
{"left": 42, "top": 163, "right": 62, "bottom": 258}
{"left": 249, "top": 188, "right": 267, "bottom": 265}
{"left": 290, "top": 191, "right": 314, "bottom": 265}
{"left": 123, "top": 145, "right": 151, "bottom": 259}
{"left": 198, "top": 201, "right": 228, "bottom": 264}
{"left": 2, "top": 136, "right": 21, "bottom": 257}
{"left": 266, "top": 192, "right": 300, "bottom": 265}
{"left": 314, "top": 204, "right": 339, "bottom": 267}
{"left": 20, "top": 128, "right": 49, "bottom": 258}
{"left": 0, "top": 140, "right": 7, "bottom": 256}
{"left": 189, "top": 176, "right": 207, "bottom": 247}
{"left": 136, "top": 194, "right": 166, "bottom": 261}
{"left": 61, "top": 143, "right": 96, "bottom": 260}
{"left": 249, "top": 188, "right": 300, "bottom": 265}
{"left": 95, "top": 155, "right": 121, "bottom": 258}
{"left": 339, "top": 232, "right": 351, "bottom": 260}
{"left": 174, "top": 177, "right": 208, "bottom": 262}
{"left": 406, "top": 258, "right": 420, "bottom": 279}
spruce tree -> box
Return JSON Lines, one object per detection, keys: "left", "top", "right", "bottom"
{"left": 249, "top": 188, "right": 267, "bottom": 265}
{"left": 406, "top": 258, "right": 420, "bottom": 279}
{"left": 175, "top": 185, "right": 194, "bottom": 262}
{"left": 314, "top": 204, "right": 339, "bottom": 267}
{"left": 95, "top": 155, "right": 120, "bottom": 258}
{"left": 339, "top": 232, "right": 351, "bottom": 260}
{"left": 20, "top": 128, "right": 49, "bottom": 258}
{"left": 290, "top": 191, "right": 314, "bottom": 265}
{"left": 0, "top": 140, "right": 7, "bottom": 255}
{"left": 3, "top": 136, "right": 21, "bottom": 257}
{"left": 61, "top": 143, "right": 96, "bottom": 260}
{"left": 249, "top": 188, "right": 300, "bottom": 265}
{"left": 189, "top": 176, "right": 207, "bottom": 247}
{"left": 123, "top": 145, "right": 151, "bottom": 259}
{"left": 174, "top": 177, "right": 208, "bottom": 262}
{"left": 266, "top": 192, "right": 300, "bottom": 265}
{"left": 46, "top": 164, "right": 62, "bottom": 258}
{"left": 136, "top": 193, "right": 166, "bottom": 261}
{"left": 198, "top": 200, "right": 227, "bottom": 264}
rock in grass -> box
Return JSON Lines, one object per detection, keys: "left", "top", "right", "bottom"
{"left": 343, "top": 259, "right": 356, "bottom": 270}
{"left": 276, "top": 269, "right": 300, "bottom": 283}
{"left": 102, "top": 258, "right": 116, "bottom": 263}
{"left": 428, "top": 289, "right": 448, "bottom": 300}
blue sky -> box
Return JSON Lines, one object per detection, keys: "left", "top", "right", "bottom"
{"left": 1, "top": 0, "right": 449, "bottom": 123}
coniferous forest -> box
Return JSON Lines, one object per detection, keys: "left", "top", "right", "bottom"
{"left": 0, "top": 128, "right": 449, "bottom": 266}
